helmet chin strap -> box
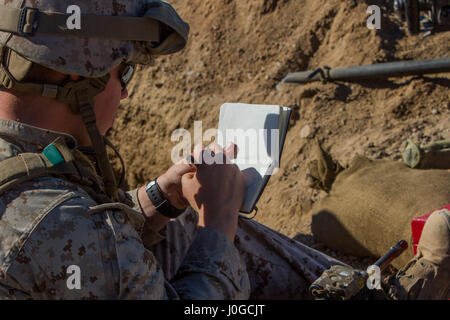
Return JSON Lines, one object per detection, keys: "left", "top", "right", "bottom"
{"left": 76, "top": 89, "right": 119, "bottom": 202}
{"left": 0, "top": 46, "right": 119, "bottom": 201}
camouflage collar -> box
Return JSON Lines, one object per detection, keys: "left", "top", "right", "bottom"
{"left": 0, "top": 118, "right": 78, "bottom": 150}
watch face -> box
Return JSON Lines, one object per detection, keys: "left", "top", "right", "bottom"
{"left": 146, "top": 180, "right": 156, "bottom": 192}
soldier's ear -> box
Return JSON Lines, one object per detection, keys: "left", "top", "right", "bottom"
{"left": 69, "top": 75, "right": 81, "bottom": 81}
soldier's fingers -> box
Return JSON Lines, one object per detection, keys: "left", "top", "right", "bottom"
{"left": 189, "top": 143, "right": 234, "bottom": 166}
{"left": 176, "top": 156, "right": 197, "bottom": 172}
{"left": 224, "top": 143, "right": 238, "bottom": 160}
{"left": 207, "top": 142, "right": 223, "bottom": 155}
{"left": 206, "top": 142, "right": 239, "bottom": 164}
{"left": 181, "top": 171, "right": 196, "bottom": 189}
{"left": 192, "top": 143, "right": 206, "bottom": 164}
{"left": 207, "top": 142, "right": 237, "bottom": 160}
{"left": 174, "top": 162, "right": 197, "bottom": 176}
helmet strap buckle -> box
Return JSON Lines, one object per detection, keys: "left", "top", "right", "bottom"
{"left": 18, "top": 7, "right": 40, "bottom": 37}
{"left": 57, "top": 74, "right": 110, "bottom": 114}
{"left": 42, "top": 84, "right": 58, "bottom": 98}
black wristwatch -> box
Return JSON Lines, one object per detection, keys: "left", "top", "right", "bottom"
{"left": 145, "top": 178, "right": 184, "bottom": 219}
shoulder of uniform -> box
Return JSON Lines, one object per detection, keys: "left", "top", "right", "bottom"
{"left": 0, "top": 182, "right": 122, "bottom": 299}
{"left": 1, "top": 175, "right": 96, "bottom": 205}
{"left": 0, "top": 176, "right": 100, "bottom": 277}
{"left": 0, "top": 176, "right": 98, "bottom": 245}
{"left": 0, "top": 137, "right": 25, "bottom": 162}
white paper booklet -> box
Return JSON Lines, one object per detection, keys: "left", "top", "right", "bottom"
{"left": 217, "top": 103, "right": 292, "bottom": 213}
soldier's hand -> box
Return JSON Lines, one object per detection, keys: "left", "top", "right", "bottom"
{"left": 181, "top": 143, "right": 244, "bottom": 242}
{"left": 137, "top": 161, "right": 195, "bottom": 232}
{"left": 157, "top": 161, "right": 197, "bottom": 210}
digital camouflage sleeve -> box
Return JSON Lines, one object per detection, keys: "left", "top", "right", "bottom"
{"left": 0, "top": 119, "right": 250, "bottom": 300}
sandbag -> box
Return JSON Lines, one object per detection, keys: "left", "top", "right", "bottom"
{"left": 311, "top": 156, "right": 450, "bottom": 269}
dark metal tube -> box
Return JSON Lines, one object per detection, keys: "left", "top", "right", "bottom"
{"left": 282, "top": 57, "right": 450, "bottom": 84}
{"left": 374, "top": 240, "right": 409, "bottom": 272}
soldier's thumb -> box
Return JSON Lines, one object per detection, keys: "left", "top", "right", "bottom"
{"left": 175, "top": 163, "right": 197, "bottom": 176}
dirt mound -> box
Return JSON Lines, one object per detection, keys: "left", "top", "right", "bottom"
{"left": 109, "top": 0, "right": 450, "bottom": 269}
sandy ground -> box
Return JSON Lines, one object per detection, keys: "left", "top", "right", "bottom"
{"left": 108, "top": 0, "right": 450, "bottom": 270}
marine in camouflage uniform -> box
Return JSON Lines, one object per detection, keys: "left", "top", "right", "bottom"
{"left": 0, "top": 121, "right": 346, "bottom": 299}
{"left": 0, "top": 0, "right": 447, "bottom": 301}
{"left": 0, "top": 117, "right": 343, "bottom": 299}
{"left": 0, "top": 0, "right": 343, "bottom": 300}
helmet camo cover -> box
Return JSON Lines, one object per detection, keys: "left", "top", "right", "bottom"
{"left": 0, "top": 0, "right": 189, "bottom": 77}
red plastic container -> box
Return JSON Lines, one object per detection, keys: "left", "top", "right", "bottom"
{"left": 411, "top": 204, "right": 450, "bottom": 255}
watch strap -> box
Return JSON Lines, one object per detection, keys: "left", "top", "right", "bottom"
{"left": 145, "top": 179, "right": 184, "bottom": 219}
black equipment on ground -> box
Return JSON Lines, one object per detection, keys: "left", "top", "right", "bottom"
{"left": 309, "top": 240, "right": 409, "bottom": 300}
{"left": 394, "top": 0, "right": 450, "bottom": 34}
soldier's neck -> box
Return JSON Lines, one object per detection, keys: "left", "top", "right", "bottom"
{"left": 0, "top": 90, "right": 92, "bottom": 146}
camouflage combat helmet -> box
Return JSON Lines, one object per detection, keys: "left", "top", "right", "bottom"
{"left": 0, "top": 0, "right": 189, "bottom": 201}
